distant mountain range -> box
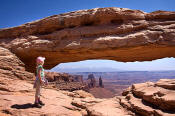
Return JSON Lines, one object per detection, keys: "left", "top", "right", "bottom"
{"left": 51, "top": 67, "right": 123, "bottom": 72}
{"left": 50, "top": 66, "right": 175, "bottom": 73}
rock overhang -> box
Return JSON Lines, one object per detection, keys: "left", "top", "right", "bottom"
{"left": 0, "top": 7, "right": 175, "bottom": 72}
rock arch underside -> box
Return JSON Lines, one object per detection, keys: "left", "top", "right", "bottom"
{"left": 0, "top": 7, "right": 175, "bottom": 72}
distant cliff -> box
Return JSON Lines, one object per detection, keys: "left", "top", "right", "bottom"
{"left": 45, "top": 71, "right": 85, "bottom": 91}
{"left": 87, "top": 74, "right": 96, "bottom": 88}
{"left": 45, "top": 71, "right": 83, "bottom": 83}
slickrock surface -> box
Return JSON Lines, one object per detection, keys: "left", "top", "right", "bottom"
{"left": 1, "top": 48, "right": 175, "bottom": 116}
{"left": 0, "top": 81, "right": 132, "bottom": 116}
{"left": 0, "top": 46, "right": 131, "bottom": 116}
{"left": 120, "top": 79, "right": 175, "bottom": 116}
{"left": 3, "top": 78, "right": 175, "bottom": 116}
{"left": 0, "top": 72, "right": 130, "bottom": 116}
{"left": 0, "top": 7, "right": 175, "bottom": 72}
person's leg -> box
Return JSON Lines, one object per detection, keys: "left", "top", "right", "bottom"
{"left": 38, "top": 86, "right": 45, "bottom": 106}
{"left": 34, "top": 81, "right": 42, "bottom": 108}
{"left": 35, "top": 80, "right": 40, "bottom": 102}
{"left": 35, "top": 87, "right": 39, "bottom": 103}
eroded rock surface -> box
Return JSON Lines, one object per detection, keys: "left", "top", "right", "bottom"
{"left": 1, "top": 53, "right": 175, "bottom": 116}
{"left": 0, "top": 47, "right": 34, "bottom": 97}
{"left": 87, "top": 74, "right": 96, "bottom": 88}
{"left": 0, "top": 47, "right": 34, "bottom": 80}
{"left": 120, "top": 79, "right": 175, "bottom": 116}
{"left": 0, "top": 7, "right": 175, "bottom": 72}
{"left": 99, "top": 76, "right": 104, "bottom": 88}
{"left": 45, "top": 72, "right": 83, "bottom": 83}
{"left": 45, "top": 72, "right": 86, "bottom": 91}
{"left": 0, "top": 47, "right": 130, "bottom": 116}
{"left": 0, "top": 79, "right": 132, "bottom": 116}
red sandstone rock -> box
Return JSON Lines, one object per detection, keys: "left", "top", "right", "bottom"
{"left": 99, "top": 76, "right": 104, "bottom": 88}
{"left": 0, "top": 46, "right": 132, "bottom": 116}
{"left": 87, "top": 74, "right": 96, "bottom": 88}
{"left": 120, "top": 80, "right": 175, "bottom": 116}
{"left": 45, "top": 71, "right": 86, "bottom": 91}
{"left": 0, "top": 7, "right": 174, "bottom": 72}
{"left": 0, "top": 47, "right": 34, "bottom": 80}
{"left": 45, "top": 71, "right": 83, "bottom": 83}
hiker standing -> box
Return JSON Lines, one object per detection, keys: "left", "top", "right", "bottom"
{"left": 33, "top": 56, "right": 48, "bottom": 108}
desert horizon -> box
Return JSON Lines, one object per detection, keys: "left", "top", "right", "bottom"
{"left": 64, "top": 70, "right": 175, "bottom": 96}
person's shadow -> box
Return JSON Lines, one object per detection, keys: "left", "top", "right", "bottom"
{"left": 11, "top": 103, "right": 34, "bottom": 109}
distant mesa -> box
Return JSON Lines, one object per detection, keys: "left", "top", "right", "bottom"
{"left": 87, "top": 74, "right": 96, "bottom": 88}
{"left": 45, "top": 72, "right": 110, "bottom": 98}
{"left": 86, "top": 74, "right": 104, "bottom": 88}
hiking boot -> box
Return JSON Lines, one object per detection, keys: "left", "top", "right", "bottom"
{"left": 39, "top": 100, "right": 45, "bottom": 106}
{"left": 33, "top": 102, "right": 42, "bottom": 108}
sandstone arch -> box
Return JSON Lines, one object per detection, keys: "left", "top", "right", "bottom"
{"left": 0, "top": 7, "right": 175, "bottom": 72}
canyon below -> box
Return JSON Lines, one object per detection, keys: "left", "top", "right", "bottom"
{"left": 70, "top": 71, "right": 175, "bottom": 97}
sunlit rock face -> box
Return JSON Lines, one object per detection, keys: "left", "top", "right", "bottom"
{"left": 0, "top": 7, "right": 175, "bottom": 72}
{"left": 120, "top": 79, "right": 175, "bottom": 116}
{"left": 0, "top": 47, "right": 34, "bottom": 80}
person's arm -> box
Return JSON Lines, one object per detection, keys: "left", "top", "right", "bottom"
{"left": 38, "top": 68, "right": 44, "bottom": 84}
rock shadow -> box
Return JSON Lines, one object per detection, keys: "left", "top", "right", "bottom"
{"left": 11, "top": 103, "right": 34, "bottom": 109}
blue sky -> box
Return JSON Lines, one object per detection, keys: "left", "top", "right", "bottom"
{"left": 1, "top": 0, "right": 175, "bottom": 28}
{"left": 1, "top": 0, "right": 175, "bottom": 71}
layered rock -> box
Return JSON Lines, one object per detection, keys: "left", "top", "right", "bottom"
{"left": 45, "top": 72, "right": 86, "bottom": 91}
{"left": 1, "top": 60, "right": 175, "bottom": 116}
{"left": 45, "top": 71, "right": 83, "bottom": 83}
{"left": 120, "top": 79, "right": 175, "bottom": 116}
{"left": 73, "top": 75, "right": 83, "bottom": 83}
{"left": 0, "top": 46, "right": 34, "bottom": 97}
{"left": 0, "top": 7, "right": 174, "bottom": 72}
{"left": 87, "top": 74, "right": 96, "bottom": 88}
{"left": 0, "top": 47, "right": 34, "bottom": 80}
{"left": 0, "top": 68, "right": 130, "bottom": 116}
{"left": 99, "top": 76, "right": 104, "bottom": 88}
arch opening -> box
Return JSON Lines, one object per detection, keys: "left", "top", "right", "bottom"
{"left": 47, "top": 58, "right": 175, "bottom": 97}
